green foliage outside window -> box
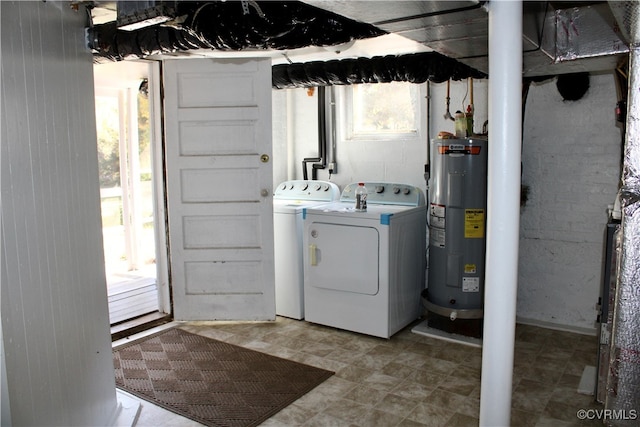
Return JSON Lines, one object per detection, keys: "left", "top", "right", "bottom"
{"left": 95, "top": 92, "right": 151, "bottom": 188}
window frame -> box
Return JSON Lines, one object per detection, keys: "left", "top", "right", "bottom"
{"left": 337, "top": 82, "right": 424, "bottom": 142}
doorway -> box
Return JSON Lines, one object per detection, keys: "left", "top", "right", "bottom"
{"left": 93, "top": 60, "right": 169, "bottom": 325}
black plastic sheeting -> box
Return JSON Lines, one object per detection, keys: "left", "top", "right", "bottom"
{"left": 89, "top": 1, "right": 385, "bottom": 62}
{"left": 272, "top": 52, "right": 487, "bottom": 88}
{"left": 89, "top": 1, "right": 486, "bottom": 87}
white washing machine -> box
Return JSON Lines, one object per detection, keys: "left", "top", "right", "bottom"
{"left": 273, "top": 180, "right": 340, "bottom": 319}
{"left": 303, "top": 182, "right": 427, "bottom": 338}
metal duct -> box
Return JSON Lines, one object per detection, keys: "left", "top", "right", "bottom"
{"left": 450, "top": 2, "right": 631, "bottom": 77}
{"left": 605, "top": 1, "right": 640, "bottom": 423}
{"left": 305, "top": 1, "right": 630, "bottom": 78}
{"left": 609, "top": 1, "right": 640, "bottom": 45}
{"left": 272, "top": 52, "right": 486, "bottom": 88}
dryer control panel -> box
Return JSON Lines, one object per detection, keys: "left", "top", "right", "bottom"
{"left": 274, "top": 180, "right": 340, "bottom": 201}
{"left": 340, "top": 182, "right": 425, "bottom": 206}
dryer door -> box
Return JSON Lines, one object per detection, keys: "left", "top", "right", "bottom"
{"left": 306, "top": 222, "right": 379, "bottom": 294}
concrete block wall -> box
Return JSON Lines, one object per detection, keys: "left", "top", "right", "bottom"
{"left": 518, "top": 72, "right": 622, "bottom": 332}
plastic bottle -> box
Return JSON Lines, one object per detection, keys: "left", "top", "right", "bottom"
{"left": 465, "top": 104, "right": 474, "bottom": 136}
{"left": 355, "top": 182, "right": 367, "bottom": 211}
{"left": 454, "top": 111, "right": 466, "bottom": 138}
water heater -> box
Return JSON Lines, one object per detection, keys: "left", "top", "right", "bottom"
{"left": 426, "top": 137, "right": 488, "bottom": 320}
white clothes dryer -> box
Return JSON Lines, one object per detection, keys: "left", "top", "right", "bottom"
{"left": 303, "top": 182, "right": 427, "bottom": 338}
{"left": 273, "top": 180, "right": 340, "bottom": 319}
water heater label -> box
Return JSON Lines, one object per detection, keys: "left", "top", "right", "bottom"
{"left": 463, "top": 277, "right": 480, "bottom": 292}
{"left": 430, "top": 215, "right": 446, "bottom": 229}
{"left": 430, "top": 203, "right": 446, "bottom": 229}
{"left": 438, "top": 144, "right": 482, "bottom": 155}
{"left": 464, "top": 209, "right": 485, "bottom": 238}
{"left": 430, "top": 228, "right": 446, "bottom": 248}
{"left": 430, "top": 203, "right": 446, "bottom": 218}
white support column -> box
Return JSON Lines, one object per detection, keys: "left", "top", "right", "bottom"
{"left": 127, "top": 87, "right": 142, "bottom": 271}
{"left": 479, "top": 1, "right": 523, "bottom": 426}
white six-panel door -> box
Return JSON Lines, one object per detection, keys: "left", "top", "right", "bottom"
{"left": 163, "top": 58, "right": 274, "bottom": 320}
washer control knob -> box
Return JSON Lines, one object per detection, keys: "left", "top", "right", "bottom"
{"left": 375, "top": 185, "right": 385, "bottom": 193}
{"left": 301, "top": 183, "right": 309, "bottom": 191}
{"left": 280, "top": 184, "right": 287, "bottom": 190}
{"left": 403, "top": 187, "right": 411, "bottom": 195}
{"left": 288, "top": 184, "right": 295, "bottom": 190}
{"left": 314, "top": 183, "right": 321, "bottom": 191}
{"left": 393, "top": 187, "right": 401, "bottom": 194}
{"left": 322, "top": 184, "right": 330, "bottom": 191}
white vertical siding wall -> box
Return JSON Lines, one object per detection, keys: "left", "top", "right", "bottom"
{"left": 1, "top": 1, "right": 117, "bottom": 425}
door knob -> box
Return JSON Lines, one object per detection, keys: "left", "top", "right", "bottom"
{"left": 260, "top": 154, "right": 270, "bottom": 163}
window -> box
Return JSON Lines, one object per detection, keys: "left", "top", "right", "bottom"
{"left": 343, "top": 81, "right": 421, "bottom": 140}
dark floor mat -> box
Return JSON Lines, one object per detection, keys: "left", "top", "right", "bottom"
{"left": 113, "top": 327, "right": 334, "bottom": 427}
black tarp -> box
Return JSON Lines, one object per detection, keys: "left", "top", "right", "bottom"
{"left": 272, "top": 52, "right": 487, "bottom": 88}
{"left": 89, "top": 1, "right": 385, "bottom": 61}
{"left": 89, "top": 1, "right": 486, "bottom": 86}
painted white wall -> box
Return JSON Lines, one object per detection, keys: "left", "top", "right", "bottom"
{"left": 277, "top": 84, "right": 430, "bottom": 192}
{"left": 271, "top": 72, "right": 621, "bottom": 333}
{"left": 1, "top": 1, "right": 118, "bottom": 425}
{"left": 429, "top": 78, "right": 489, "bottom": 141}
{"left": 272, "top": 89, "right": 289, "bottom": 187}
{"left": 518, "top": 72, "right": 621, "bottom": 332}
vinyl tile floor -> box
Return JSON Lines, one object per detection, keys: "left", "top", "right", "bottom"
{"left": 119, "top": 316, "right": 603, "bottom": 427}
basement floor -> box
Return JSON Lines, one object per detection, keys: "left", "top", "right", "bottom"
{"left": 116, "top": 316, "right": 602, "bottom": 427}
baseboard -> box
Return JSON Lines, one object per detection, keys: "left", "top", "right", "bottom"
{"left": 516, "top": 316, "right": 598, "bottom": 336}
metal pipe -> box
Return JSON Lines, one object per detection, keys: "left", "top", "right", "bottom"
{"left": 479, "top": 1, "right": 522, "bottom": 426}
{"left": 327, "top": 86, "right": 338, "bottom": 176}
{"left": 302, "top": 86, "right": 328, "bottom": 180}
{"left": 317, "top": 86, "right": 327, "bottom": 167}
{"left": 426, "top": 81, "right": 431, "bottom": 188}
{"left": 444, "top": 79, "right": 454, "bottom": 121}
